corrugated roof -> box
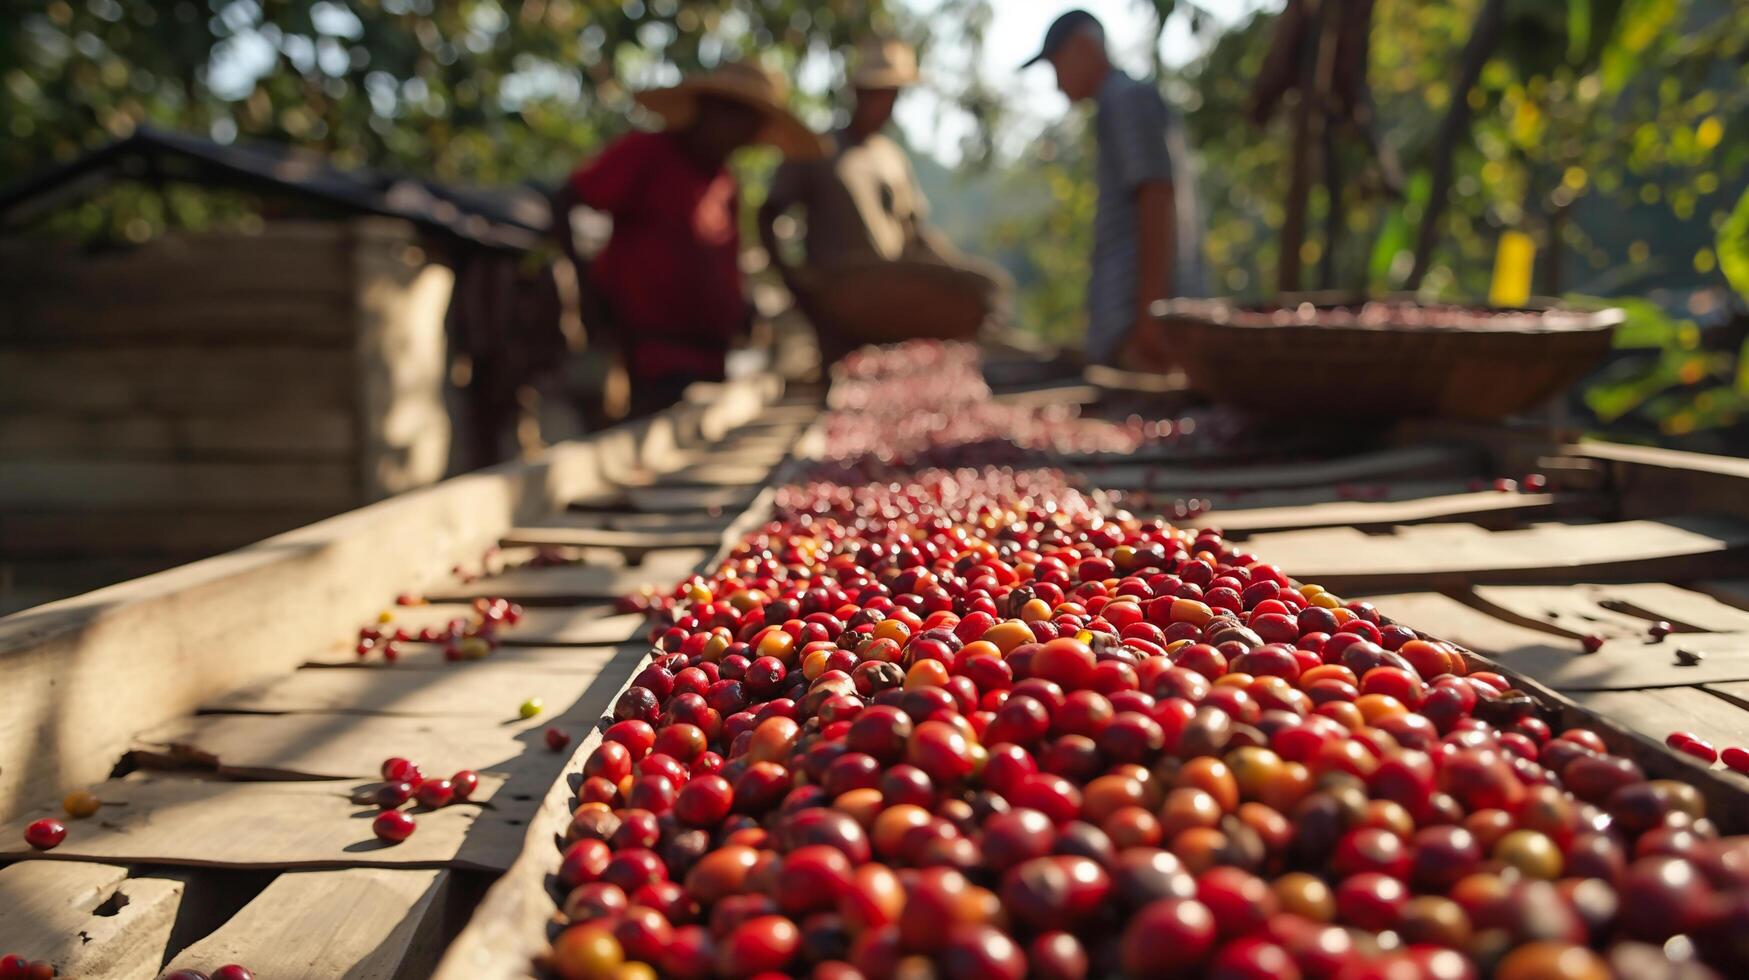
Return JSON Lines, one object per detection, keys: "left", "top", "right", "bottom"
{"left": 0, "top": 126, "right": 550, "bottom": 251}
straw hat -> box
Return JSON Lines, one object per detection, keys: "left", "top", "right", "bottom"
{"left": 635, "top": 60, "right": 827, "bottom": 160}
{"left": 852, "top": 39, "right": 920, "bottom": 89}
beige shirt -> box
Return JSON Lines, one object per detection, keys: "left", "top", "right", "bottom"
{"left": 768, "top": 131, "right": 930, "bottom": 267}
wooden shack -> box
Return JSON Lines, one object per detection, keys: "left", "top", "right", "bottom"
{"left": 0, "top": 128, "right": 552, "bottom": 612}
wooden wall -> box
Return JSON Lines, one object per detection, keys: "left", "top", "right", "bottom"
{"left": 0, "top": 218, "right": 452, "bottom": 611}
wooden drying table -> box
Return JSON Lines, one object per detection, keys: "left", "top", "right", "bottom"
{"left": 0, "top": 375, "right": 808, "bottom": 977}
{"left": 7, "top": 363, "right": 1749, "bottom": 977}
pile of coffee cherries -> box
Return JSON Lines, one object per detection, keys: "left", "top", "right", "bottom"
{"left": 543, "top": 344, "right": 1748, "bottom": 980}
{"left": 823, "top": 342, "right": 1226, "bottom": 468}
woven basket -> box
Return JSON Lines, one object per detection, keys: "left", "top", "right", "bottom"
{"left": 1154, "top": 294, "right": 1623, "bottom": 421}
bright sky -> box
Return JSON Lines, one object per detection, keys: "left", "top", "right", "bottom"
{"left": 893, "top": 0, "right": 1280, "bottom": 164}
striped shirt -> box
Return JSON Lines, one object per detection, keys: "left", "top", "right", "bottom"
{"left": 1088, "top": 69, "right": 1207, "bottom": 364}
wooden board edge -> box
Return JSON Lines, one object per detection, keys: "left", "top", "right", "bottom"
{"left": 432, "top": 418, "right": 820, "bottom": 978}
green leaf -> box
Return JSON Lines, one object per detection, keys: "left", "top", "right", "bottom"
{"left": 1567, "top": 0, "right": 1591, "bottom": 63}
{"left": 1718, "top": 186, "right": 1749, "bottom": 304}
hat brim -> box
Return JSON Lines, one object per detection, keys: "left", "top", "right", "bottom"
{"left": 635, "top": 81, "right": 827, "bottom": 160}
{"left": 1019, "top": 50, "right": 1048, "bottom": 70}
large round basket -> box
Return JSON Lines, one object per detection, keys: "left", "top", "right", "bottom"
{"left": 1154, "top": 295, "right": 1623, "bottom": 421}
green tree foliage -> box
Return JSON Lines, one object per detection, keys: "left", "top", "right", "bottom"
{"left": 2, "top": 0, "right": 897, "bottom": 240}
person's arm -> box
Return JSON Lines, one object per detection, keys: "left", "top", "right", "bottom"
{"left": 1134, "top": 177, "right": 1175, "bottom": 330}
{"left": 757, "top": 162, "right": 806, "bottom": 289}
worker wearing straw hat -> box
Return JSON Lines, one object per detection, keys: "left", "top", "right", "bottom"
{"left": 759, "top": 38, "right": 1012, "bottom": 365}
{"left": 553, "top": 60, "right": 826, "bottom": 419}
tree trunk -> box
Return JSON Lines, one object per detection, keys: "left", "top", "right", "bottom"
{"left": 1278, "top": 0, "right": 1330, "bottom": 294}
{"left": 1404, "top": 0, "right": 1507, "bottom": 291}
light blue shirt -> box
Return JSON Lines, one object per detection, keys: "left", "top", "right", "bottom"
{"left": 1089, "top": 69, "right": 1206, "bottom": 363}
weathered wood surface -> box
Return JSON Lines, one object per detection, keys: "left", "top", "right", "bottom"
{"left": 1365, "top": 592, "right": 1749, "bottom": 690}
{"left": 0, "top": 372, "right": 781, "bottom": 823}
{"left": 1570, "top": 687, "right": 1749, "bottom": 772}
{"left": 201, "top": 651, "right": 641, "bottom": 717}
{"left": 432, "top": 471, "right": 800, "bottom": 980}
{"left": 131, "top": 708, "right": 571, "bottom": 781}
{"left": 568, "top": 484, "right": 761, "bottom": 514}
{"left": 1084, "top": 445, "right": 1482, "bottom": 492}
{"left": 1263, "top": 517, "right": 1749, "bottom": 592}
{"left": 0, "top": 861, "right": 184, "bottom": 980}
{"left": 1186, "top": 484, "right": 1572, "bottom": 534}
{"left": 0, "top": 777, "right": 524, "bottom": 871}
{"left": 162, "top": 868, "right": 452, "bottom": 980}
{"left": 424, "top": 551, "right": 709, "bottom": 604}
{"left": 517, "top": 509, "right": 738, "bottom": 535}
{"left": 499, "top": 525, "right": 727, "bottom": 552}
{"left": 1470, "top": 583, "right": 1749, "bottom": 638}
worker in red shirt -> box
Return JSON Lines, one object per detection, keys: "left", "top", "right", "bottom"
{"left": 553, "top": 61, "right": 825, "bottom": 419}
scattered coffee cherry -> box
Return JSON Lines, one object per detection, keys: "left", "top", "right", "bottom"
{"left": 519, "top": 698, "right": 544, "bottom": 719}
{"left": 395, "top": 593, "right": 420, "bottom": 606}
{"left": 373, "top": 781, "right": 414, "bottom": 810}
{"left": 1522, "top": 472, "right": 1548, "bottom": 491}
{"left": 24, "top": 818, "right": 66, "bottom": 851}
{"left": 377, "top": 610, "right": 394, "bottom": 624}
{"left": 380, "top": 640, "right": 401, "bottom": 663}
{"left": 414, "top": 778, "right": 455, "bottom": 809}
{"left": 1649, "top": 620, "right": 1673, "bottom": 640}
{"left": 1677, "top": 738, "right": 1719, "bottom": 764}
{"left": 380, "top": 757, "right": 419, "bottom": 782}
{"left": 61, "top": 790, "right": 100, "bottom": 819}
{"left": 0, "top": 956, "right": 30, "bottom": 979}
{"left": 1722, "top": 746, "right": 1749, "bottom": 774}
{"left": 451, "top": 770, "right": 480, "bottom": 801}
{"left": 212, "top": 966, "right": 254, "bottom": 980}
{"left": 1675, "top": 647, "right": 1706, "bottom": 666}
{"left": 372, "top": 810, "right": 416, "bottom": 843}
{"left": 355, "top": 639, "right": 374, "bottom": 659}
{"left": 1492, "top": 477, "right": 1518, "bottom": 492}
{"left": 545, "top": 727, "right": 572, "bottom": 752}
{"left": 1580, "top": 633, "right": 1605, "bottom": 654}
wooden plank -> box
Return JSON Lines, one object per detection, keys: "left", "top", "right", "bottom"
{"left": 1576, "top": 441, "right": 1749, "bottom": 522}
{"left": 0, "top": 509, "right": 334, "bottom": 559}
{"left": 130, "top": 707, "right": 578, "bottom": 781}
{"left": 1570, "top": 688, "right": 1749, "bottom": 775}
{"left": 518, "top": 509, "right": 736, "bottom": 535}
{"left": 0, "top": 371, "right": 781, "bottom": 823}
{"left": 1085, "top": 444, "right": 1482, "bottom": 492}
{"left": 425, "top": 550, "right": 708, "bottom": 605}
{"left": 0, "top": 776, "right": 524, "bottom": 871}
{"left": 0, "top": 410, "right": 355, "bottom": 459}
{"left": 0, "top": 862, "right": 183, "bottom": 980}
{"left": 569, "top": 485, "right": 760, "bottom": 515}
{"left": 1187, "top": 486, "right": 1571, "bottom": 534}
{"left": 615, "top": 462, "right": 776, "bottom": 489}
{"left": 1696, "top": 579, "right": 1749, "bottom": 611}
{"left": 1471, "top": 583, "right": 1749, "bottom": 638}
{"left": 1364, "top": 592, "right": 1749, "bottom": 691}
{"left": 303, "top": 604, "right": 646, "bottom": 665}
{"left": 200, "top": 655, "right": 638, "bottom": 717}
{"left": 163, "top": 868, "right": 451, "bottom": 980}
{"left": 5, "top": 296, "right": 356, "bottom": 344}
{"left": 499, "top": 525, "right": 725, "bottom": 552}
{"left": 304, "top": 642, "right": 640, "bottom": 676}
{"left": 1263, "top": 517, "right": 1749, "bottom": 592}
{"left": 0, "top": 459, "right": 359, "bottom": 509}
{"left": 0, "top": 347, "right": 354, "bottom": 415}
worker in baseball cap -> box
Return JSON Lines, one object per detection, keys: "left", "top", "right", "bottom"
{"left": 759, "top": 38, "right": 1012, "bottom": 365}
{"left": 1023, "top": 10, "right": 1206, "bottom": 370}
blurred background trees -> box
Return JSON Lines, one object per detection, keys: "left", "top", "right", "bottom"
{"left": 4, "top": 0, "right": 1746, "bottom": 447}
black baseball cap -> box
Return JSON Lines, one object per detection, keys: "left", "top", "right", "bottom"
{"left": 1019, "top": 9, "right": 1103, "bottom": 69}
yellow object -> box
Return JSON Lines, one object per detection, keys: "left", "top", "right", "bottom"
{"left": 378, "top": 610, "right": 394, "bottom": 624}
{"left": 62, "top": 790, "right": 101, "bottom": 818}
{"left": 1489, "top": 230, "right": 1536, "bottom": 308}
